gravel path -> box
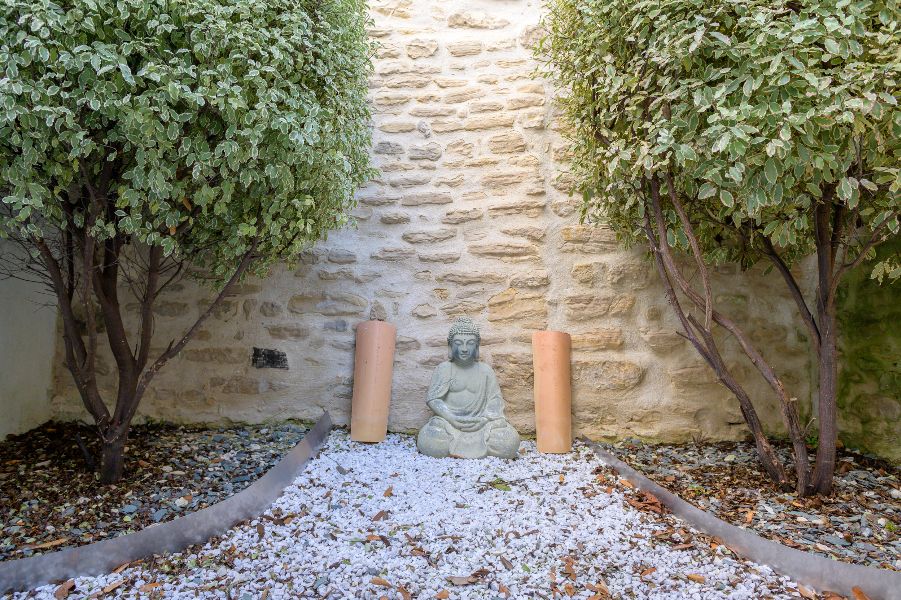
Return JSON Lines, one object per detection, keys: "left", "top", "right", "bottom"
{"left": 18, "top": 432, "right": 804, "bottom": 599}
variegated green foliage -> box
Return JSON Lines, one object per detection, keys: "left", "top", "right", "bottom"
{"left": 541, "top": 0, "right": 900, "bottom": 280}
{"left": 0, "top": 0, "right": 375, "bottom": 280}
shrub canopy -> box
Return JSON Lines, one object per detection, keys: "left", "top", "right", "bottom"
{"left": 0, "top": 0, "right": 375, "bottom": 279}
{"left": 541, "top": 0, "right": 900, "bottom": 278}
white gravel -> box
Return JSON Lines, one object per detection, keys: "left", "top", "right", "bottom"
{"left": 17, "top": 432, "right": 804, "bottom": 599}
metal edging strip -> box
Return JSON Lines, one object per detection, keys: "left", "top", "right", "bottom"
{"left": 0, "top": 411, "right": 333, "bottom": 594}
{"left": 584, "top": 439, "right": 901, "bottom": 600}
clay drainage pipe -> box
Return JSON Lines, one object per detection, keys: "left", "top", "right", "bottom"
{"left": 350, "top": 319, "right": 397, "bottom": 443}
{"left": 532, "top": 330, "right": 573, "bottom": 453}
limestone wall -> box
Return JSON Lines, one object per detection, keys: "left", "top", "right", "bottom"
{"left": 51, "top": 0, "right": 815, "bottom": 442}
{"left": 0, "top": 242, "right": 57, "bottom": 440}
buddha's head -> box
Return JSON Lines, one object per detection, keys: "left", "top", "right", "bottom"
{"left": 447, "top": 316, "right": 480, "bottom": 364}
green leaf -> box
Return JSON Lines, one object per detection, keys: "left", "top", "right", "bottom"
{"left": 720, "top": 189, "right": 734, "bottom": 208}
{"left": 764, "top": 159, "right": 778, "bottom": 185}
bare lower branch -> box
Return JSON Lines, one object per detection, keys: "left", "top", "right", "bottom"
{"left": 134, "top": 238, "right": 260, "bottom": 418}
{"left": 760, "top": 236, "right": 821, "bottom": 353}
{"left": 664, "top": 172, "right": 713, "bottom": 330}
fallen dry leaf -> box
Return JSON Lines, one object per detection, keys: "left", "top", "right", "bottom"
{"left": 797, "top": 585, "right": 817, "bottom": 599}
{"left": 745, "top": 510, "right": 755, "bottom": 524}
{"left": 435, "top": 591, "right": 450, "bottom": 599}
{"left": 53, "top": 580, "right": 75, "bottom": 600}
{"left": 500, "top": 555, "right": 513, "bottom": 570}
{"left": 686, "top": 574, "right": 705, "bottom": 584}
{"left": 30, "top": 537, "right": 68, "bottom": 550}
{"left": 398, "top": 586, "right": 412, "bottom": 600}
{"left": 640, "top": 567, "right": 657, "bottom": 578}
{"left": 102, "top": 580, "right": 124, "bottom": 594}
{"left": 256, "top": 523, "right": 265, "bottom": 539}
{"left": 564, "top": 583, "right": 576, "bottom": 596}
{"left": 447, "top": 575, "right": 478, "bottom": 586}
{"left": 372, "top": 510, "right": 388, "bottom": 522}
{"left": 620, "top": 479, "right": 635, "bottom": 489}
{"left": 852, "top": 588, "right": 872, "bottom": 600}
{"left": 370, "top": 576, "right": 392, "bottom": 587}
{"left": 671, "top": 543, "right": 694, "bottom": 551}
{"left": 112, "top": 561, "right": 132, "bottom": 574}
{"left": 138, "top": 582, "right": 161, "bottom": 592}
{"left": 587, "top": 580, "right": 611, "bottom": 596}
{"left": 384, "top": 486, "right": 394, "bottom": 497}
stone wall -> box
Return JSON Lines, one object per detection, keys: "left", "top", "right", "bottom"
{"left": 51, "top": 0, "right": 816, "bottom": 443}
{"left": 0, "top": 242, "right": 57, "bottom": 440}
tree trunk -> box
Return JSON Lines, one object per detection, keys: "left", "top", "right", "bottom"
{"left": 99, "top": 431, "right": 128, "bottom": 485}
{"left": 811, "top": 304, "right": 838, "bottom": 495}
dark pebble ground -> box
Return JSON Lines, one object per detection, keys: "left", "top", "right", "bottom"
{"left": 0, "top": 420, "right": 307, "bottom": 561}
{"left": 599, "top": 438, "right": 900, "bottom": 571}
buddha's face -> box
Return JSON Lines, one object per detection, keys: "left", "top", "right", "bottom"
{"left": 449, "top": 333, "right": 479, "bottom": 364}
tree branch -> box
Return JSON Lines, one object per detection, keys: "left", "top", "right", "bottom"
{"left": 760, "top": 236, "right": 821, "bottom": 353}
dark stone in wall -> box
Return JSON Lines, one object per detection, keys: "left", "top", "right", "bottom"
{"left": 252, "top": 347, "right": 289, "bottom": 370}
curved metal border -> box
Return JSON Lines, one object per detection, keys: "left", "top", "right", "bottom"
{"left": 584, "top": 439, "right": 901, "bottom": 600}
{"left": 0, "top": 412, "right": 333, "bottom": 594}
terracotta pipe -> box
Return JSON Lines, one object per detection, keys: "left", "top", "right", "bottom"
{"left": 350, "top": 320, "right": 397, "bottom": 443}
{"left": 532, "top": 330, "right": 572, "bottom": 453}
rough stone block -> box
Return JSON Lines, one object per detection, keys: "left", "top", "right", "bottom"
{"left": 448, "top": 11, "right": 510, "bottom": 29}
{"left": 510, "top": 271, "right": 550, "bottom": 288}
{"left": 183, "top": 347, "right": 247, "bottom": 364}
{"left": 464, "top": 114, "right": 515, "bottom": 130}
{"left": 436, "top": 271, "right": 506, "bottom": 285}
{"left": 435, "top": 78, "right": 468, "bottom": 88}
{"left": 402, "top": 228, "right": 457, "bottom": 243}
{"left": 288, "top": 292, "right": 368, "bottom": 316}
{"left": 378, "top": 121, "right": 417, "bottom": 133}
{"left": 317, "top": 269, "right": 380, "bottom": 284}
{"left": 640, "top": 329, "right": 685, "bottom": 351}
{"left": 470, "top": 100, "right": 504, "bottom": 113}
{"left": 487, "top": 132, "right": 527, "bottom": 154}
{"left": 447, "top": 40, "right": 483, "bottom": 56}
{"left": 571, "top": 329, "right": 625, "bottom": 351}
{"left": 371, "top": 247, "right": 417, "bottom": 261}
{"left": 357, "top": 192, "right": 400, "bottom": 206}
{"left": 406, "top": 38, "right": 438, "bottom": 58}
{"left": 440, "top": 299, "right": 484, "bottom": 315}
{"left": 564, "top": 294, "right": 636, "bottom": 320}
{"left": 380, "top": 211, "right": 411, "bottom": 224}
{"left": 412, "top": 304, "right": 438, "bottom": 318}
{"left": 266, "top": 324, "right": 311, "bottom": 340}
{"left": 482, "top": 170, "right": 537, "bottom": 188}
{"left": 410, "top": 106, "right": 457, "bottom": 117}
{"left": 373, "top": 91, "right": 411, "bottom": 107}
{"left": 560, "top": 225, "right": 618, "bottom": 253}
{"left": 400, "top": 192, "right": 453, "bottom": 206}
{"left": 487, "top": 198, "right": 546, "bottom": 218}
{"left": 388, "top": 173, "right": 432, "bottom": 188}
{"left": 259, "top": 301, "right": 283, "bottom": 317}
{"left": 470, "top": 241, "right": 539, "bottom": 259}
{"left": 445, "top": 88, "right": 482, "bottom": 103}
{"left": 488, "top": 288, "right": 547, "bottom": 328}
{"left": 327, "top": 249, "right": 356, "bottom": 264}
{"left": 572, "top": 262, "right": 605, "bottom": 285}
{"left": 442, "top": 208, "right": 483, "bottom": 224}
{"left": 572, "top": 359, "right": 644, "bottom": 391}
{"left": 408, "top": 142, "right": 442, "bottom": 161}
{"left": 385, "top": 74, "right": 431, "bottom": 88}
{"left": 506, "top": 94, "right": 545, "bottom": 110}
{"left": 418, "top": 251, "right": 461, "bottom": 263}
{"left": 500, "top": 226, "right": 545, "bottom": 241}
{"left": 374, "top": 141, "right": 405, "bottom": 155}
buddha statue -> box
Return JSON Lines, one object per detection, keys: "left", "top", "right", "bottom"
{"left": 417, "top": 317, "right": 521, "bottom": 459}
